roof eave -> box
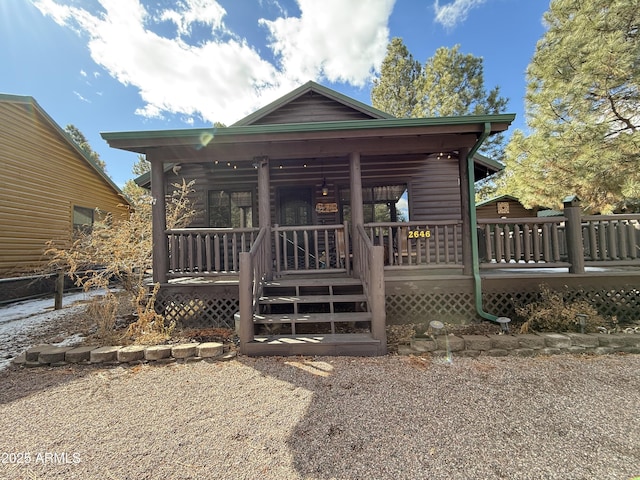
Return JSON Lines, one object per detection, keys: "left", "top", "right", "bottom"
{"left": 102, "top": 113, "right": 516, "bottom": 152}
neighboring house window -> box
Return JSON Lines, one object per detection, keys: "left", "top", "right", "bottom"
{"left": 73, "top": 206, "right": 95, "bottom": 232}
{"left": 208, "top": 190, "right": 253, "bottom": 228}
{"left": 340, "top": 184, "right": 408, "bottom": 223}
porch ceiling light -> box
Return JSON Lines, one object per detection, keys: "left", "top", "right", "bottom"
{"left": 321, "top": 178, "right": 329, "bottom": 196}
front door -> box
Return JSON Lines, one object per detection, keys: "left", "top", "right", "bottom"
{"left": 279, "top": 187, "right": 312, "bottom": 226}
{"left": 278, "top": 187, "right": 317, "bottom": 270}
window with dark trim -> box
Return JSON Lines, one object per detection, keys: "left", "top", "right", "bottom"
{"left": 339, "top": 184, "right": 408, "bottom": 223}
{"left": 208, "top": 190, "right": 253, "bottom": 227}
{"left": 73, "top": 206, "right": 95, "bottom": 233}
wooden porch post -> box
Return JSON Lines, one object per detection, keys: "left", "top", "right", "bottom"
{"left": 370, "top": 245, "right": 387, "bottom": 354}
{"left": 149, "top": 156, "right": 168, "bottom": 284}
{"left": 563, "top": 195, "right": 585, "bottom": 274}
{"left": 350, "top": 152, "right": 364, "bottom": 275}
{"left": 256, "top": 156, "right": 272, "bottom": 279}
{"left": 458, "top": 147, "right": 473, "bottom": 276}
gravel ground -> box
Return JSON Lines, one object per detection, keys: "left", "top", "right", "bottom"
{"left": 1, "top": 353, "right": 639, "bottom": 480}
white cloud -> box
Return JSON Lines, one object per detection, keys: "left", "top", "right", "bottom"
{"left": 433, "top": 0, "right": 486, "bottom": 29}
{"left": 260, "top": 0, "right": 395, "bottom": 87}
{"left": 73, "top": 91, "right": 90, "bottom": 102}
{"left": 33, "top": 0, "right": 394, "bottom": 124}
{"left": 158, "top": 0, "right": 226, "bottom": 37}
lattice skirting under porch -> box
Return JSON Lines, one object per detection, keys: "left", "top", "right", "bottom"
{"left": 155, "top": 285, "right": 239, "bottom": 329}
{"left": 482, "top": 277, "right": 640, "bottom": 323}
{"left": 155, "top": 274, "right": 639, "bottom": 330}
{"left": 385, "top": 274, "right": 640, "bottom": 326}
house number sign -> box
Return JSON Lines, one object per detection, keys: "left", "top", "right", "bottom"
{"left": 408, "top": 229, "right": 432, "bottom": 239}
{"left": 316, "top": 202, "right": 338, "bottom": 213}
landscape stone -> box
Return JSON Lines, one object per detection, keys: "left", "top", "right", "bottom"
{"left": 196, "top": 342, "right": 224, "bottom": 358}
{"left": 567, "top": 346, "right": 586, "bottom": 354}
{"left": 594, "top": 346, "right": 614, "bottom": 355}
{"left": 620, "top": 346, "right": 640, "bottom": 354}
{"left": 117, "top": 345, "right": 146, "bottom": 363}
{"left": 90, "top": 346, "right": 122, "bottom": 363}
{"left": 565, "top": 333, "right": 599, "bottom": 348}
{"left": 65, "top": 346, "right": 97, "bottom": 363}
{"left": 435, "top": 335, "right": 464, "bottom": 352}
{"left": 488, "top": 334, "right": 520, "bottom": 350}
{"left": 410, "top": 338, "right": 437, "bottom": 352}
{"left": 38, "top": 346, "right": 73, "bottom": 364}
{"left": 25, "top": 345, "right": 50, "bottom": 362}
{"left": 171, "top": 343, "right": 198, "bottom": 359}
{"left": 512, "top": 348, "right": 536, "bottom": 357}
{"left": 540, "top": 333, "right": 572, "bottom": 349}
{"left": 540, "top": 347, "right": 563, "bottom": 356}
{"left": 397, "top": 345, "right": 418, "bottom": 356}
{"left": 484, "top": 349, "right": 509, "bottom": 357}
{"left": 517, "top": 334, "right": 546, "bottom": 349}
{"left": 145, "top": 345, "right": 172, "bottom": 361}
{"left": 460, "top": 335, "right": 491, "bottom": 351}
{"left": 457, "top": 349, "right": 481, "bottom": 358}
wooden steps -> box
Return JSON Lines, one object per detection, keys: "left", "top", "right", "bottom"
{"left": 243, "top": 333, "right": 383, "bottom": 356}
{"left": 245, "top": 276, "right": 382, "bottom": 354}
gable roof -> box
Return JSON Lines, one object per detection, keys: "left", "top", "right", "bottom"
{"left": 0, "top": 93, "right": 127, "bottom": 202}
{"left": 232, "top": 81, "right": 394, "bottom": 126}
{"left": 476, "top": 194, "right": 524, "bottom": 208}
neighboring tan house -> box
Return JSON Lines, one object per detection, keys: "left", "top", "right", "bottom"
{"left": 0, "top": 94, "right": 129, "bottom": 277}
{"left": 476, "top": 194, "right": 538, "bottom": 219}
{"left": 102, "top": 81, "right": 640, "bottom": 356}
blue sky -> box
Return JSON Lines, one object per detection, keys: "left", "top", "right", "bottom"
{"left": 1, "top": 0, "right": 550, "bottom": 188}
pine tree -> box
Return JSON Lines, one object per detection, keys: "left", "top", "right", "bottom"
{"left": 371, "top": 37, "right": 422, "bottom": 118}
{"left": 502, "top": 0, "right": 640, "bottom": 213}
{"left": 65, "top": 124, "right": 108, "bottom": 172}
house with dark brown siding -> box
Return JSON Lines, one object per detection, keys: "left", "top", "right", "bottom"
{"left": 103, "top": 82, "right": 640, "bottom": 356}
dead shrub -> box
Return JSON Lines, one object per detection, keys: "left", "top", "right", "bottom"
{"left": 125, "top": 283, "right": 175, "bottom": 345}
{"left": 516, "top": 284, "right": 604, "bottom": 333}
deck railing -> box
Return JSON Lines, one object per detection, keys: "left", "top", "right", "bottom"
{"left": 582, "top": 214, "right": 640, "bottom": 265}
{"left": 477, "top": 214, "right": 640, "bottom": 269}
{"left": 477, "top": 217, "right": 569, "bottom": 268}
{"left": 364, "top": 221, "right": 463, "bottom": 268}
{"left": 166, "top": 227, "right": 259, "bottom": 276}
{"left": 238, "top": 227, "right": 269, "bottom": 347}
{"left": 273, "top": 224, "right": 347, "bottom": 274}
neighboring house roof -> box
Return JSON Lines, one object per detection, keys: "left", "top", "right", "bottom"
{"left": 476, "top": 194, "right": 521, "bottom": 208}
{"left": 0, "top": 93, "right": 127, "bottom": 202}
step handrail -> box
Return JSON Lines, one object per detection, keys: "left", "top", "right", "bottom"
{"left": 238, "top": 226, "right": 268, "bottom": 348}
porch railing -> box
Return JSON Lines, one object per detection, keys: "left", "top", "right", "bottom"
{"left": 166, "top": 227, "right": 259, "bottom": 276}
{"left": 273, "top": 223, "right": 348, "bottom": 274}
{"left": 582, "top": 214, "right": 640, "bottom": 265}
{"left": 353, "top": 224, "right": 386, "bottom": 352}
{"left": 238, "top": 227, "right": 269, "bottom": 347}
{"left": 364, "top": 221, "right": 463, "bottom": 268}
{"left": 477, "top": 217, "right": 569, "bottom": 268}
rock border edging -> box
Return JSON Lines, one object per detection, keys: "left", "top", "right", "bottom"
{"left": 12, "top": 342, "right": 234, "bottom": 368}
{"left": 399, "top": 332, "right": 640, "bottom": 357}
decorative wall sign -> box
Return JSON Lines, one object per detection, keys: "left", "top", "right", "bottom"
{"left": 315, "top": 202, "right": 338, "bottom": 213}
